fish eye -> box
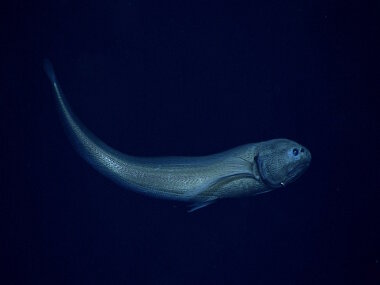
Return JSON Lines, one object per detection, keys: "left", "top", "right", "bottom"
{"left": 292, "top": 148, "right": 299, "bottom": 156}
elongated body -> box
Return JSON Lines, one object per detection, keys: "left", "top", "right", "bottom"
{"left": 44, "top": 61, "right": 311, "bottom": 210}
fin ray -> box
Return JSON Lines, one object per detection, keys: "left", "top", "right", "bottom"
{"left": 187, "top": 199, "right": 216, "bottom": 212}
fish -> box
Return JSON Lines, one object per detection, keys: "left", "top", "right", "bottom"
{"left": 44, "top": 60, "right": 311, "bottom": 211}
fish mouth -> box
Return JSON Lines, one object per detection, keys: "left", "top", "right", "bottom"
{"left": 287, "top": 161, "right": 310, "bottom": 181}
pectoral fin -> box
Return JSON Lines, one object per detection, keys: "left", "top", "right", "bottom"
{"left": 183, "top": 173, "right": 253, "bottom": 200}
{"left": 184, "top": 172, "right": 256, "bottom": 213}
{"left": 182, "top": 156, "right": 254, "bottom": 200}
{"left": 187, "top": 198, "right": 217, "bottom": 212}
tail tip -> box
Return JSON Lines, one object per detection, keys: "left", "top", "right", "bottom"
{"left": 43, "top": 58, "right": 57, "bottom": 83}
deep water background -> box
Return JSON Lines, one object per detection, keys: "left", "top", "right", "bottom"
{"left": 1, "top": 1, "right": 379, "bottom": 284}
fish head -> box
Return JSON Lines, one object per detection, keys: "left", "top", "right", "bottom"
{"left": 255, "top": 139, "right": 311, "bottom": 188}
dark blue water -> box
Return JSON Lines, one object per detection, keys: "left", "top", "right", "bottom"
{"left": 1, "top": 1, "right": 379, "bottom": 284}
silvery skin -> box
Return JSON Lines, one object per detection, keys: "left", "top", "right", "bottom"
{"left": 44, "top": 60, "right": 311, "bottom": 211}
